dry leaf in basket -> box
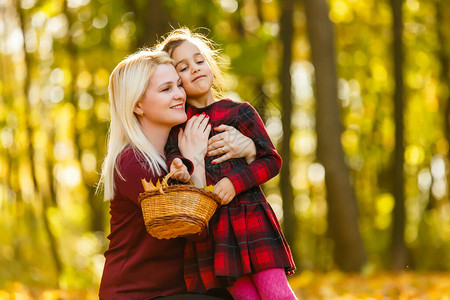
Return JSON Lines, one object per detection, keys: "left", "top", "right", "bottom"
{"left": 142, "top": 178, "right": 215, "bottom": 194}
{"left": 141, "top": 178, "right": 163, "bottom": 193}
{"left": 204, "top": 185, "right": 214, "bottom": 192}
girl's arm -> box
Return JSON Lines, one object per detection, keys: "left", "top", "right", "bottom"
{"left": 207, "top": 125, "right": 257, "bottom": 165}
{"left": 221, "top": 102, "right": 282, "bottom": 195}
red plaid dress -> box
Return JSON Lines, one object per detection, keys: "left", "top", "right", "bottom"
{"left": 165, "top": 99, "right": 296, "bottom": 293}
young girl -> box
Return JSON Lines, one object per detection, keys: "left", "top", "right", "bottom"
{"left": 158, "top": 28, "right": 297, "bottom": 300}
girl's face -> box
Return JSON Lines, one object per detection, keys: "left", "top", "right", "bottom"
{"left": 134, "top": 63, "right": 187, "bottom": 129}
{"left": 171, "top": 41, "right": 214, "bottom": 98}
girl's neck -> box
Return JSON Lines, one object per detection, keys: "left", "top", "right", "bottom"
{"left": 187, "top": 90, "right": 216, "bottom": 108}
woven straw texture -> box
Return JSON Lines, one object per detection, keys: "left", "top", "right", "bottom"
{"left": 138, "top": 174, "right": 221, "bottom": 239}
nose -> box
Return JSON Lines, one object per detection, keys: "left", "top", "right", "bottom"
{"left": 174, "top": 86, "right": 186, "bottom": 100}
{"left": 192, "top": 65, "right": 200, "bottom": 73}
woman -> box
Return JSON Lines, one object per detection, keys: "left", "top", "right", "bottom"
{"left": 98, "top": 49, "right": 255, "bottom": 299}
{"left": 99, "top": 49, "right": 212, "bottom": 299}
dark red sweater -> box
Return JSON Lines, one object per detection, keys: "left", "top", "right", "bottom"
{"left": 99, "top": 147, "right": 188, "bottom": 300}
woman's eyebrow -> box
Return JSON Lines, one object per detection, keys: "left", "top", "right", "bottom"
{"left": 157, "top": 81, "right": 173, "bottom": 88}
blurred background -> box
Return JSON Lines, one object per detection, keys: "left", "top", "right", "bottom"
{"left": 0, "top": 0, "right": 449, "bottom": 296}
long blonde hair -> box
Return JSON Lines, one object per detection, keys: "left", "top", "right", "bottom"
{"left": 99, "top": 50, "right": 174, "bottom": 201}
{"left": 156, "top": 27, "right": 226, "bottom": 99}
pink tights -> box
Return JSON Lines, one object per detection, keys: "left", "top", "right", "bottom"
{"left": 226, "top": 268, "right": 297, "bottom": 300}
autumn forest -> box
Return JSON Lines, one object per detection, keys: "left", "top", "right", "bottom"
{"left": 1, "top": 0, "right": 450, "bottom": 298}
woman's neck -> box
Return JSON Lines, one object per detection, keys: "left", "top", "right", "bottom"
{"left": 140, "top": 121, "right": 170, "bottom": 158}
{"left": 187, "top": 90, "right": 216, "bottom": 108}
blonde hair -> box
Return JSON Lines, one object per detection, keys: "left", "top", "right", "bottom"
{"left": 99, "top": 50, "right": 174, "bottom": 201}
{"left": 157, "top": 27, "right": 226, "bottom": 99}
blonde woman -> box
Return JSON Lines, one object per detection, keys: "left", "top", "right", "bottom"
{"left": 98, "top": 50, "right": 226, "bottom": 299}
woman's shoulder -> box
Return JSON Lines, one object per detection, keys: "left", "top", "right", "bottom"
{"left": 113, "top": 146, "right": 165, "bottom": 204}
{"left": 117, "top": 146, "right": 140, "bottom": 167}
{"left": 116, "top": 146, "right": 156, "bottom": 180}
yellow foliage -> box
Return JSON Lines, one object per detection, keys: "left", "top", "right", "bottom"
{"left": 405, "top": 145, "right": 425, "bottom": 166}
{"left": 3, "top": 272, "right": 449, "bottom": 299}
{"left": 329, "top": 0, "right": 354, "bottom": 23}
{"left": 289, "top": 271, "right": 450, "bottom": 299}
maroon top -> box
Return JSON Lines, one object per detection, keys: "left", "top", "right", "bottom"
{"left": 99, "top": 147, "right": 191, "bottom": 300}
{"left": 165, "top": 99, "right": 296, "bottom": 293}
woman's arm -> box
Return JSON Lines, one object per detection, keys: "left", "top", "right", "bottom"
{"left": 165, "top": 115, "right": 211, "bottom": 186}
{"left": 169, "top": 158, "right": 190, "bottom": 182}
{"left": 171, "top": 114, "right": 211, "bottom": 188}
{"left": 165, "top": 126, "right": 193, "bottom": 179}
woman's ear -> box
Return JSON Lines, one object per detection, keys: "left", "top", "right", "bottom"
{"left": 133, "top": 102, "right": 143, "bottom": 116}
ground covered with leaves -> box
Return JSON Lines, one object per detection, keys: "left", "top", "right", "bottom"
{"left": 291, "top": 271, "right": 450, "bottom": 299}
{"left": 0, "top": 272, "right": 449, "bottom": 299}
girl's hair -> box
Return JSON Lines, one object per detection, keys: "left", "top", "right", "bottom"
{"left": 99, "top": 50, "right": 174, "bottom": 201}
{"left": 157, "top": 27, "right": 225, "bottom": 99}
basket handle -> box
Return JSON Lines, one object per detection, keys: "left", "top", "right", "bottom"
{"left": 162, "top": 170, "right": 195, "bottom": 188}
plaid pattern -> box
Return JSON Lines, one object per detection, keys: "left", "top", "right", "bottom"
{"left": 165, "top": 99, "right": 296, "bottom": 293}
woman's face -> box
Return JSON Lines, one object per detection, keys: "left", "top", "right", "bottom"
{"left": 134, "top": 63, "right": 187, "bottom": 129}
{"left": 171, "top": 41, "right": 214, "bottom": 98}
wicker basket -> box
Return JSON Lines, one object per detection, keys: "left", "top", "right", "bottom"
{"left": 138, "top": 171, "right": 221, "bottom": 239}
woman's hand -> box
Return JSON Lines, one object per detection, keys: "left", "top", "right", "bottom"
{"left": 208, "top": 125, "right": 256, "bottom": 165}
{"left": 213, "top": 177, "right": 236, "bottom": 205}
{"left": 169, "top": 158, "right": 190, "bottom": 182}
{"left": 178, "top": 113, "right": 211, "bottom": 163}
{"left": 178, "top": 113, "right": 211, "bottom": 187}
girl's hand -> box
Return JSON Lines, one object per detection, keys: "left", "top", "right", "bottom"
{"left": 169, "top": 158, "right": 190, "bottom": 182}
{"left": 208, "top": 125, "right": 256, "bottom": 165}
{"left": 213, "top": 177, "right": 236, "bottom": 205}
{"left": 179, "top": 114, "right": 211, "bottom": 163}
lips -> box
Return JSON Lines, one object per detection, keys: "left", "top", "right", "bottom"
{"left": 170, "top": 104, "right": 184, "bottom": 109}
{"left": 192, "top": 75, "right": 206, "bottom": 82}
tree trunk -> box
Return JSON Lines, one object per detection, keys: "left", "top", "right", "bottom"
{"left": 279, "top": 0, "right": 298, "bottom": 261}
{"left": 390, "top": 0, "right": 409, "bottom": 270}
{"left": 17, "top": 1, "right": 62, "bottom": 281}
{"left": 254, "top": 0, "right": 268, "bottom": 121}
{"left": 436, "top": 1, "right": 450, "bottom": 202}
{"left": 303, "top": 0, "right": 367, "bottom": 271}
{"left": 129, "top": 0, "right": 173, "bottom": 48}
{"left": 63, "top": 0, "right": 105, "bottom": 232}
{"left": 254, "top": 81, "right": 269, "bottom": 122}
